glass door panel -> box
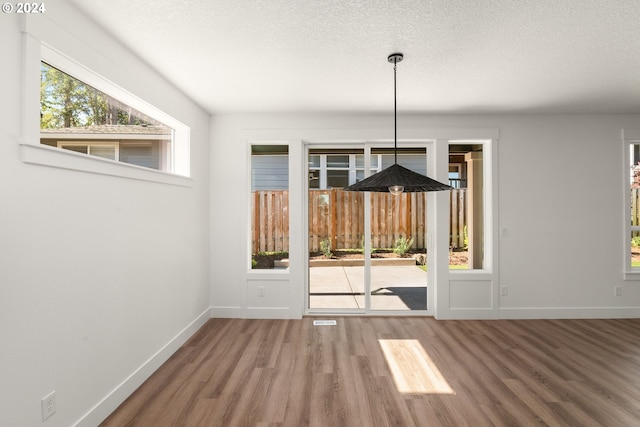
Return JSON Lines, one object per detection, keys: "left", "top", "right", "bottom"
{"left": 369, "top": 147, "right": 428, "bottom": 311}
{"left": 308, "top": 148, "right": 365, "bottom": 310}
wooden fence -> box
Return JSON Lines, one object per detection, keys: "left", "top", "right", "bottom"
{"left": 252, "top": 190, "right": 290, "bottom": 254}
{"left": 633, "top": 188, "right": 640, "bottom": 238}
{"left": 252, "top": 189, "right": 467, "bottom": 254}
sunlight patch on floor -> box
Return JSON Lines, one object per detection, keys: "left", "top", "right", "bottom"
{"left": 378, "top": 339, "right": 455, "bottom": 395}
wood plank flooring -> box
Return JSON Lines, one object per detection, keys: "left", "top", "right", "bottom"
{"left": 100, "top": 317, "right": 640, "bottom": 427}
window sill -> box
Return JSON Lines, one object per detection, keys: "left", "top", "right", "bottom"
{"left": 246, "top": 269, "right": 290, "bottom": 277}
{"left": 21, "top": 143, "right": 193, "bottom": 187}
{"left": 623, "top": 270, "right": 640, "bottom": 281}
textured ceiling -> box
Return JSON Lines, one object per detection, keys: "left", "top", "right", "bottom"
{"left": 69, "top": 0, "right": 640, "bottom": 114}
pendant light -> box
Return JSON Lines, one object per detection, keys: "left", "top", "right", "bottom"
{"left": 344, "top": 53, "right": 452, "bottom": 194}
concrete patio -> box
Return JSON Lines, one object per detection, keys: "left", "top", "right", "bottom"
{"left": 309, "top": 265, "right": 428, "bottom": 310}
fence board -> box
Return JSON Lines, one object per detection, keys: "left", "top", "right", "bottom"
{"left": 252, "top": 189, "right": 467, "bottom": 254}
{"left": 371, "top": 195, "right": 379, "bottom": 249}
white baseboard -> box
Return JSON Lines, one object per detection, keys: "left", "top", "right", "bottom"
{"left": 210, "top": 305, "right": 244, "bottom": 318}
{"left": 435, "top": 309, "right": 497, "bottom": 320}
{"left": 211, "top": 305, "right": 302, "bottom": 319}
{"left": 245, "top": 306, "right": 301, "bottom": 319}
{"left": 499, "top": 306, "right": 640, "bottom": 319}
{"left": 72, "top": 307, "right": 212, "bottom": 427}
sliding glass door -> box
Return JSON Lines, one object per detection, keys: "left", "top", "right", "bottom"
{"left": 306, "top": 143, "right": 432, "bottom": 314}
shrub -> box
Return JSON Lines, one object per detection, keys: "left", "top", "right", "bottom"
{"left": 360, "top": 236, "right": 375, "bottom": 254}
{"left": 320, "top": 238, "right": 333, "bottom": 258}
{"left": 463, "top": 225, "right": 468, "bottom": 249}
{"left": 632, "top": 236, "right": 640, "bottom": 247}
{"left": 393, "top": 236, "right": 414, "bottom": 256}
{"left": 252, "top": 251, "right": 288, "bottom": 269}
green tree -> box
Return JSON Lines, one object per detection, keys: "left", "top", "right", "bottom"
{"left": 40, "top": 63, "right": 88, "bottom": 128}
{"left": 40, "top": 61, "right": 164, "bottom": 129}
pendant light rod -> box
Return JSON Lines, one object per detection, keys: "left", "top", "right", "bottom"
{"left": 388, "top": 53, "right": 403, "bottom": 165}
{"left": 394, "top": 59, "right": 397, "bottom": 164}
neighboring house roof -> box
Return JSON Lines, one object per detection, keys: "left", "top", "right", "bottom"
{"left": 41, "top": 125, "right": 172, "bottom": 140}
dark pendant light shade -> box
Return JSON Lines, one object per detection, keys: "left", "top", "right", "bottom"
{"left": 344, "top": 163, "right": 453, "bottom": 192}
{"left": 344, "top": 53, "right": 452, "bottom": 194}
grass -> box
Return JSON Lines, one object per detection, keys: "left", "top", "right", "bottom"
{"left": 258, "top": 251, "right": 288, "bottom": 256}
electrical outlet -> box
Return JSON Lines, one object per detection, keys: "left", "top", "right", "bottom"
{"left": 615, "top": 286, "right": 622, "bottom": 297}
{"left": 41, "top": 390, "right": 56, "bottom": 421}
{"left": 500, "top": 286, "right": 508, "bottom": 296}
{"left": 258, "top": 286, "right": 265, "bottom": 297}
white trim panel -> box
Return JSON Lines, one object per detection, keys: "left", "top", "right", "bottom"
{"left": 210, "top": 306, "right": 245, "bottom": 318}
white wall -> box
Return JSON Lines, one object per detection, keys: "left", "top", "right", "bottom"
{"left": 210, "top": 114, "right": 640, "bottom": 319}
{"left": 496, "top": 115, "right": 640, "bottom": 318}
{"left": 1, "top": 3, "right": 210, "bottom": 426}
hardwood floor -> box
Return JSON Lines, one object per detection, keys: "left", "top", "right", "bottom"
{"left": 100, "top": 317, "right": 640, "bottom": 427}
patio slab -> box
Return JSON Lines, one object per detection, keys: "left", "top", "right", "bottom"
{"left": 309, "top": 265, "right": 428, "bottom": 311}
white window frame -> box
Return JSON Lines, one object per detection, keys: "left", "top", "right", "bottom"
{"left": 57, "top": 141, "right": 120, "bottom": 161}
{"left": 309, "top": 154, "right": 382, "bottom": 189}
{"left": 248, "top": 141, "right": 291, "bottom": 272}
{"left": 20, "top": 18, "right": 192, "bottom": 187}
{"left": 623, "top": 129, "right": 640, "bottom": 280}
{"left": 448, "top": 140, "right": 494, "bottom": 273}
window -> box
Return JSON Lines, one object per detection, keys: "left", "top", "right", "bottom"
{"left": 355, "top": 153, "right": 379, "bottom": 182}
{"left": 448, "top": 163, "right": 464, "bottom": 188}
{"left": 625, "top": 133, "right": 640, "bottom": 278}
{"left": 57, "top": 142, "right": 118, "bottom": 160}
{"left": 40, "top": 62, "right": 175, "bottom": 172}
{"left": 251, "top": 144, "right": 289, "bottom": 270}
{"left": 449, "top": 144, "right": 484, "bottom": 270}
{"left": 308, "top": 152, "right": 382, "bottom": 189}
